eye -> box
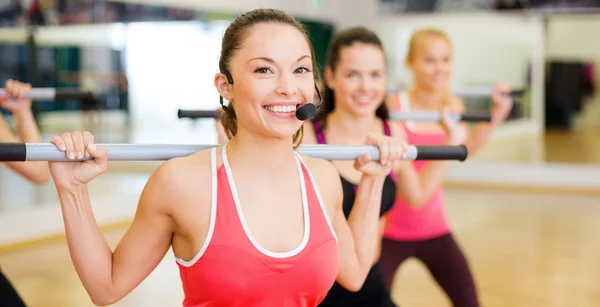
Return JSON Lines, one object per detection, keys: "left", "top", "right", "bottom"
{"left": 254, "top": 66, "right": 273, "bottom": 74}
{"left": 295, "top": 67, "right": 311, "bottom": 74}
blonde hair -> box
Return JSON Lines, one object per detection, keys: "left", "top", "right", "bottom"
{"left": 406, "top": 28, "right": 453, "bottom": 106}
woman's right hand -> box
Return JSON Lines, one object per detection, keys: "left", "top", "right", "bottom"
{"left": 49, "top": 131, "right": 108, "bottom": 189}
{"left": 440, "top": 107, "right": 467, "bottom": 146}
{"left": 354, "top": 134, "right": 408, "bottom": 178}
{"left": 1, "top": 79, "right": 33, "bottom": 113}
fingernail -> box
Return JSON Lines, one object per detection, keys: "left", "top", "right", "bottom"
{"left": 89, "top": 144, "right": 96, "bottom": 151}
{"left": 85, "top": 151, "right": 90, "bottom": 157}
{"left": 77, "top": 152, "right": 83, "bottom": 159}
{"left": 69, "top": 152, "right": 75, "bottom": 159}
{"left": 60, "top": 145, "right": 66, "bottom": 151}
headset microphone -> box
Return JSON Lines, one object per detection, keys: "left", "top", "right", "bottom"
{"left": 295, "top": 85, "right": 322, "bottom": 121}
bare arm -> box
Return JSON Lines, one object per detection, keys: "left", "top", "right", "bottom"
{"left": 0, "top": 80, "right": 49, "bottom": 184}
{"left": 373, "top": 217, "right": 387, "bottom": 263}
{"left": 464, "top": 122, "right": 494, "bottom": 155}
{"left": 56, "top": 159, "right": 180, "bottom": 305}
{"left": 464, "top": 84, "right": 514, "bottom": 155}
{"left": 303, "top": 123, "right": 392, "bottom": 289}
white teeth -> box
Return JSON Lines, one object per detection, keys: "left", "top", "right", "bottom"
{"left": 265, "top": 105, "right": 296, "bottom": 113}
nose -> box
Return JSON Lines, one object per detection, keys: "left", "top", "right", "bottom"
{"left": 436, "top": 60, "right": 450, "bottom": 74}
{"left": 358, "top": 76, "right": 369, "bottom": 92}
{"left": 275, "top": 72, "right": 297, "bottom": 97}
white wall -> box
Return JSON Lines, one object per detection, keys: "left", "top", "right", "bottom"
{"left": 545, "top": 14, "right": 600, "bottom": 90}
{"left": 546, "top": 14, "right": 600, "bottom": 61}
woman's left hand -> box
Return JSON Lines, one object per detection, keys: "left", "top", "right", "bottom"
{"left": 490, "top": 82, "right": 514, "bottom": 125}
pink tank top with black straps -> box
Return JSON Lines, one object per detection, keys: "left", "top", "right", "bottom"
{"left": 382, "top": 91, "right": 452, "bottom": 241}
{"left": 175, "top": 146, "right": 339, "bottom": 307}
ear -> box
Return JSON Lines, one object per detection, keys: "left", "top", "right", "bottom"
{"left": 324, "top": 67, "right": 335, "bottom": 90}
{"left": 214, "top": 73, "right": 233, "bottom": 101}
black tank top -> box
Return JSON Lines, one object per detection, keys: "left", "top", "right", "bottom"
{"left": 312, "top": 120, "right": 397, "bottom": 307}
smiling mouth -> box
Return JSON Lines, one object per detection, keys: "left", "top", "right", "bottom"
{"left": 263, "top": 104, "right": 300, "bottom": 113}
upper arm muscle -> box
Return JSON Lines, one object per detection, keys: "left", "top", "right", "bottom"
{"left": 110, "top": 159, "right": 182, "bottom": 296}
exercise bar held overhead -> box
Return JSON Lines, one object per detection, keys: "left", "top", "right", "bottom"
{"left": 451, "top": 86, "right": 525, "bottom": 98}
{"left": 0, "top": 143, "right": 469, "bottom": 162}
{"left": 0, "top": 88, "right": 94, "bottom": 101}
{"left": 178, "top": 109, "right": 222, "bottom": 119}
{"left": 387, "top": 86, "right": 525, "bottom": 98}
{"left": 389, "top": 112, "right": 491, "bottom": 122}
{"left": 176, "top": 109, "right": 492, "bottom": 122}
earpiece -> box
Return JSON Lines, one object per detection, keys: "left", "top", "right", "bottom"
{"left": 219, "top": 70, "right": 322, "bottom": 121}
{"left": 225, "top": 71, "right": 234, "bottom": 84}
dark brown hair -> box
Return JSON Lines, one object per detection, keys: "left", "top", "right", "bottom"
{"left": 218, "top": 8, "right": 321, "bottom": 147}
{"left": 314, "top": 26, "right": 389, "bottom": 129}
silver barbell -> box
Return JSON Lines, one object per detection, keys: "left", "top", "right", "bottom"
{"left": 0, "top": 88, "right": 93, "bottom": 101}
{"left": 0, "top": 143, "right": 468, "bottom": 162}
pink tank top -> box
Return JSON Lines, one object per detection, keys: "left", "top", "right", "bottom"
{"left": 175, "top": 146, "right": 339, "bottom": 306}
{"left": 382, "top": 92, "right": 452, "bottom": 241}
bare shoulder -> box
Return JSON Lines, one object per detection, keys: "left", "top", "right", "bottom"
{"left": 139, "top": 149, "right": 214, "bottom": 217}
{"left": 388, "top": 119, "right": 407, "bottom": 140}
{"left": 385, "top": 92, "right": 400, "bottom": 111}
{"left": 297, "top": 154, "right": 342, "bottom": 213}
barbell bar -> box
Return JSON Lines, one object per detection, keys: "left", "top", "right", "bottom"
{"left": 0, "top": 143, "right": 469, "bottom": 162}
{"left": 0, "top": 88, "right": 94, "bottom": 101}
{"left": 388, "top": 87, "right": 525, "bottom": 98}
{"left": 449, "top": 87, "right": 524, "bottom": 98}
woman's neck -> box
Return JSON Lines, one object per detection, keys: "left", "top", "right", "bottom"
{"left": 409, "top": 85, "right": 446, "bottom": 109}
{"left": 326, "top": 108, "right": 380, "bottom": 144}
{"left": 227, "top": 127, "right": 298, "bottom": 172}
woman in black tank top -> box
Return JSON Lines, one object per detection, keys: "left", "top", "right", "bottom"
{"left": 302, "top": 27, "right": 399, "bottom": 307}
{"left": 313, "top": 121, "right": 397, "bottom": 307}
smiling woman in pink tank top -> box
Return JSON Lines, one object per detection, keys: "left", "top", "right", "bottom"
{"left": 379, "top": 28, "right": 514, "bottom": 307}
{"left": 43, "top": 8, "right": 410, "bottom": 307}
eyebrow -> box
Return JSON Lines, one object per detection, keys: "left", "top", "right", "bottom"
{"left": 247, "top": 55, "right": 311, "bottom": 64}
